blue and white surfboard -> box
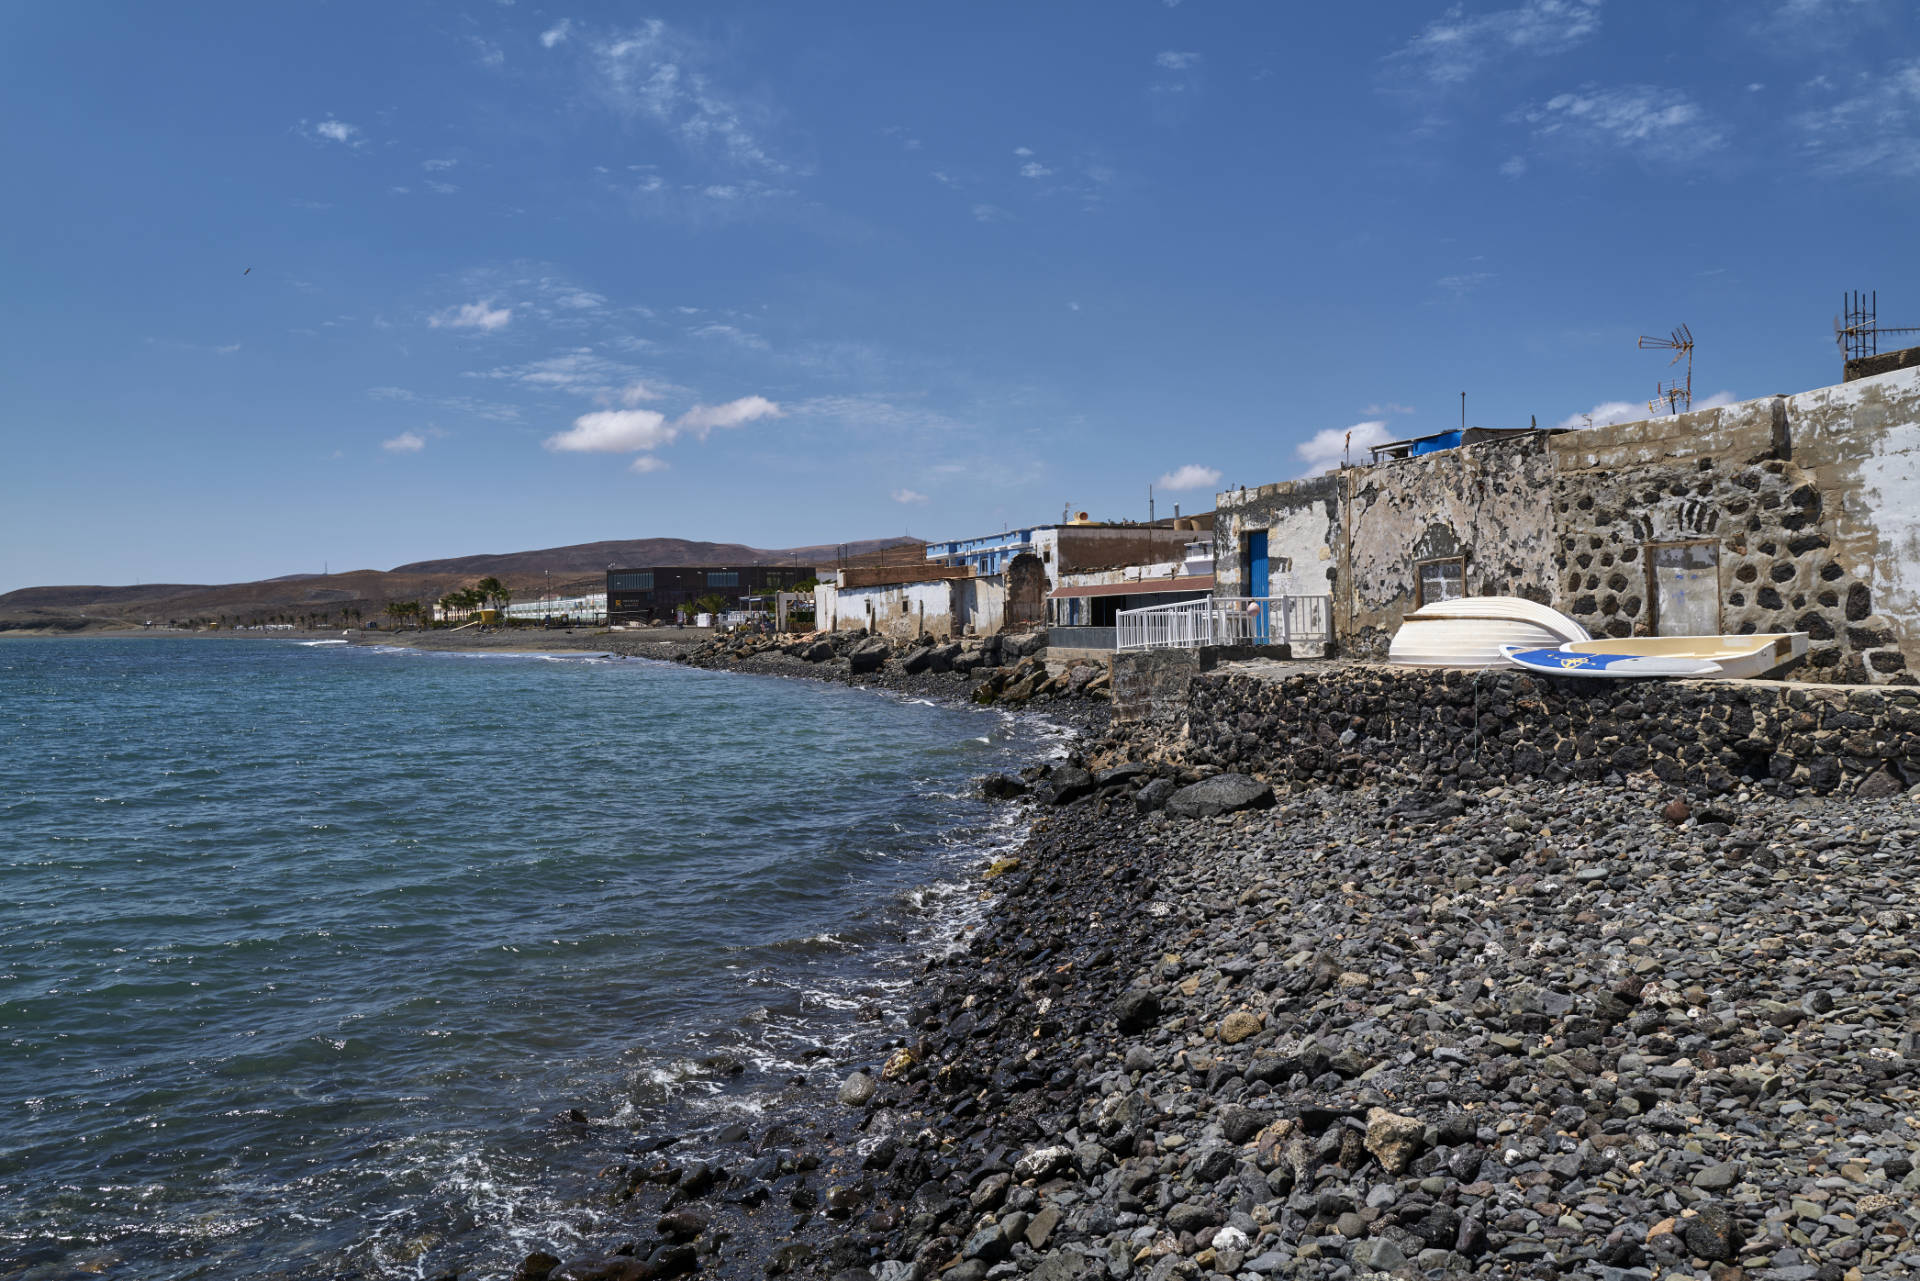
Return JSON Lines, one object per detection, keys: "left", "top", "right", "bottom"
{"left": 1498, "top": 645, "right": 1721, "bottom": 678}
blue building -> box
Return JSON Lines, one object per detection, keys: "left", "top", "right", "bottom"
{"left": 923, "top": 527, "right": 1047, "bottom": 577}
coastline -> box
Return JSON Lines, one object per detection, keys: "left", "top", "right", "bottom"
{"left": 496, "top": 681, "right": 1920, "bottom": 1281}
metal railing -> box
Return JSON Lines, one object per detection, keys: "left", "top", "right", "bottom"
{"left": 1115, "top": 595, "right": 1332, "bottom": 652}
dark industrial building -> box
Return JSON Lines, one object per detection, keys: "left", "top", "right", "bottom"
{"left": 606, "top": 565, "right": 813, "bottom": 623}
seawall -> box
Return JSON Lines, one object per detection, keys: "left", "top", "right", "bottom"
{"left": 1117, "top": 657, "right": 1920, "bottom": 798}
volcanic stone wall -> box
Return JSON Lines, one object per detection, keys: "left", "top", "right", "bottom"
{"left": 1174, "top": 662, "right": 1920, "bottom": 798}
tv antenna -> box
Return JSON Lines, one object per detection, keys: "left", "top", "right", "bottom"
{"left": 1835, "top": 290, "right": 1920, "bottom": 364}
{"left": 1638, "top": 323, "right": 1693, "bottom": 415}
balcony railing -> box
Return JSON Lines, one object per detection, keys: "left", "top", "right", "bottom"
{"left": 1115, "top": 595, "right": 1332, "bottom": 652}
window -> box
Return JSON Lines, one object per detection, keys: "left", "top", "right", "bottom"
{"left": 707, "top": 571, "right": 739, "bottom": 588}
{"left": 610, "top": 572, "right": 653, "bottom": 591}
{"left": 1416, "top": 557, "right": 1466, "bottom": 606}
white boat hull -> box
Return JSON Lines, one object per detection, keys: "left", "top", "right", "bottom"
{"left": 1390, "top": 617, "right": 1583, "bottom": 669}
{"left": 1388, "top": 597, "right": 1592, "bottom": 669}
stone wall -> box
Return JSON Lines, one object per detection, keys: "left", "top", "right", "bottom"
{"left": 1168, "top": 662, "right": 1920, "bottom": 798}
{"left": 1344, "top": 435, "right": 1559, "bottom": 656}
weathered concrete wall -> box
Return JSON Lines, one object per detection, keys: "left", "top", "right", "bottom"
{"left": 1784, "top": 368, "right": 1920, "bottom": 677}
{"left": 957, "top": 575, "right": 1005, "bottom": 636}
{"left": 1174, "top": 662, "right": 1920, "bottom": 798}
{"left": 1343, "top": 435, "right": 1558, "bottom": 656}
{"left": 837, "top": 580, "right": 955, "bottom": 639}
{"left": 1211, "top": 474, "right": 1341, "bottom": 601}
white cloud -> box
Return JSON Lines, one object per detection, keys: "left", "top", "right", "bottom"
{"left": 1013, "top": 146, "right": 1034, "bottom": 157}
{"left": 1522, "top": 84, "right": 1725, "bottom": 163}
{"left": 302, "top": 117, "right": 363, "bottom": 147}
{"left": 891, "top": 488, "right": 929, "bottom": 504}
{"left": 676, "top": 395, "right": 782, "bottom": 437}
{"left": 546, "top": 408, "right": 674, "bottom": 452}
{"left": 540, "top": 18, "right": 572, "bottom": 48}
{"left": 1156, "top": 464, "right": 1221, "bottom": 490}
{"left": 1795, "top": 59, "right": 1920, "bottom": 176}
{"left": 1500, "top": 154, "right": 1528, "bottom": 177}
{"left": 1296, "top": 420, "right": 1393, "bottom": 476}
{"left": 430, "top": 301, "right": 512, "bottom": 332}
{"left": 546, "top": 395, "right": 781, "bottom": 454}
{"left": 620, "top": 380, "right": 663, "bottom": 404}
{"left": 972, "top": 203, "right": 1011, "bottom": 223}
{"left": 474, "top": 349, "right": 641, "bottom": 397}
{"left": 589, "top": 22, "right": 792, "bottom": 173}
{"left": 1364, "top": 402, "right": 1416, "bottom": 415}
{"left": 689, "top": 322, "right": 768, "bottom": 350}
{"left": 423, "top": 157, "right": 457, "bottom": 171}
{"left": 383, "top": 431, "right": 426, "bottom": 453}
{"left": 1696, "top": 390, "right": 1739, "bottom": 410}
{"left": 1556, "top": 400, "right": 1642, "bottom": 429}
{"left": 1393, "top": 0, "right": 1601, "bottom": 86}
{"left": 630, "top": 455, "right": 669, "bottom": 473}
{"left": 930, "top": 169, "right": 960, "bottom": 188}
{"left": 426, "top": 180, "right": 459, "bottom": 195}
{"left": 1156, "top": 50, "right": 1202, "bottom": 70}
{"left": 1019, "top": 161, "right": 1053, "bottom": 178}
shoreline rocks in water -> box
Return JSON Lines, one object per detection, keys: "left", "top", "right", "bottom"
{"left": 518, "top": 741, "right": 1920, "bottom": 1281}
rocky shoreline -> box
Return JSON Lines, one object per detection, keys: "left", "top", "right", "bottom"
{"left": 333, "top": 632, "right": 1919, "bottom": 1281}
{"left": 501, "top": 693, "right": 1920, "bottom": 1281}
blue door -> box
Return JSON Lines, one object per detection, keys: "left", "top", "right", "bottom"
{"left": 1246, "top": 531, "right": 1269, "bottom": 642}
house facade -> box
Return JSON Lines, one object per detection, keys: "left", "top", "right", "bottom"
{"left": 1211, "top": 364, "right": 1920, "bottom": 683}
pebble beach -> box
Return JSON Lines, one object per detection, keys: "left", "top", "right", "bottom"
{"left": 485, "top": 632, "right": 1920, "bottom": 1281}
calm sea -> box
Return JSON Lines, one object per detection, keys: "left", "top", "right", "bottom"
{"left": 0, "top": 638, "right": 1051, "bottom": 1280}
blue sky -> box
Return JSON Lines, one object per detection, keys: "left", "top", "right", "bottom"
{"left": 4, "top": 0, "right": 1919, "bottom": 590}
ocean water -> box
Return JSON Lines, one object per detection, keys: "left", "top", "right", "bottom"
{"left": 0, "top": 638, "right": 1052, "bottom": 1280}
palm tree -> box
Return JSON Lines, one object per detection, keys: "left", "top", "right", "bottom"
{"left": 474, "top": 577, "right": 511, "bottom": 612}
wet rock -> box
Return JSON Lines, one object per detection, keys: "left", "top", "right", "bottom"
{"left": 1049, "top": 766, "right": 1097, "bottom": 806}
{"left": 838, "top": 1071, "right": 876, "bottom": 1107}
{"left": 514, "top": 1252, "right": 562, "bottom": 1281}
{"left": 980, "top": 773, "right": 1028, "bottom": 800}
{"left": 1165, "top": 773, "right": 1274, "bottom": 819}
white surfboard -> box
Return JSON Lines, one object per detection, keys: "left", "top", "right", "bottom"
{"left": 1499, "top": 644, "right": 1721, "bottom": 678}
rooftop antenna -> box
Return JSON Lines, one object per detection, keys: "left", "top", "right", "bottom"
{"left": 1460, "top": 392, "right": 1466, "bottom": 432}
{"left": 1836, "top": 290, "right": 1920, "bottom": 368}
{"left": 1149, "top": 483, "right": 1155, "bottom": 523}
{"left": 1638, "top": 323, "right": 1694, "bottom": 415}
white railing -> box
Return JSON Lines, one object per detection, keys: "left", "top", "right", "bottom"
{"left": 1115, "top": 595, "right": 1332, "bottom": 652}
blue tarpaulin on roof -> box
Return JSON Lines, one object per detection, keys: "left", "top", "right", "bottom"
{"left": 1409, "top": 430, "right": 1464, "bottom": 456}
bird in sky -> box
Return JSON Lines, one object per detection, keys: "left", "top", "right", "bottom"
{"left": 243, "top": 267, "right": 251, "bottom": 275}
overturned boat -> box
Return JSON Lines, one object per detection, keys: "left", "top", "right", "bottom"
{"left": 1387, "top": 597, "right": 1591, "bottom": 669}
{"left": 1500, "top": 632, "right": 1810, "bottom": 680}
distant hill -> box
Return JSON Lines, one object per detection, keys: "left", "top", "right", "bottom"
{"left": 391, "top": 536, "right": 902, "bottom": 576}
{"left": 0, "top": 535, "right": 923, "bottom": 631}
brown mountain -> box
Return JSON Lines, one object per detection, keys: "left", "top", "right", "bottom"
{"left": 0, "top": 535, "right": 922, "bottom": 632}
